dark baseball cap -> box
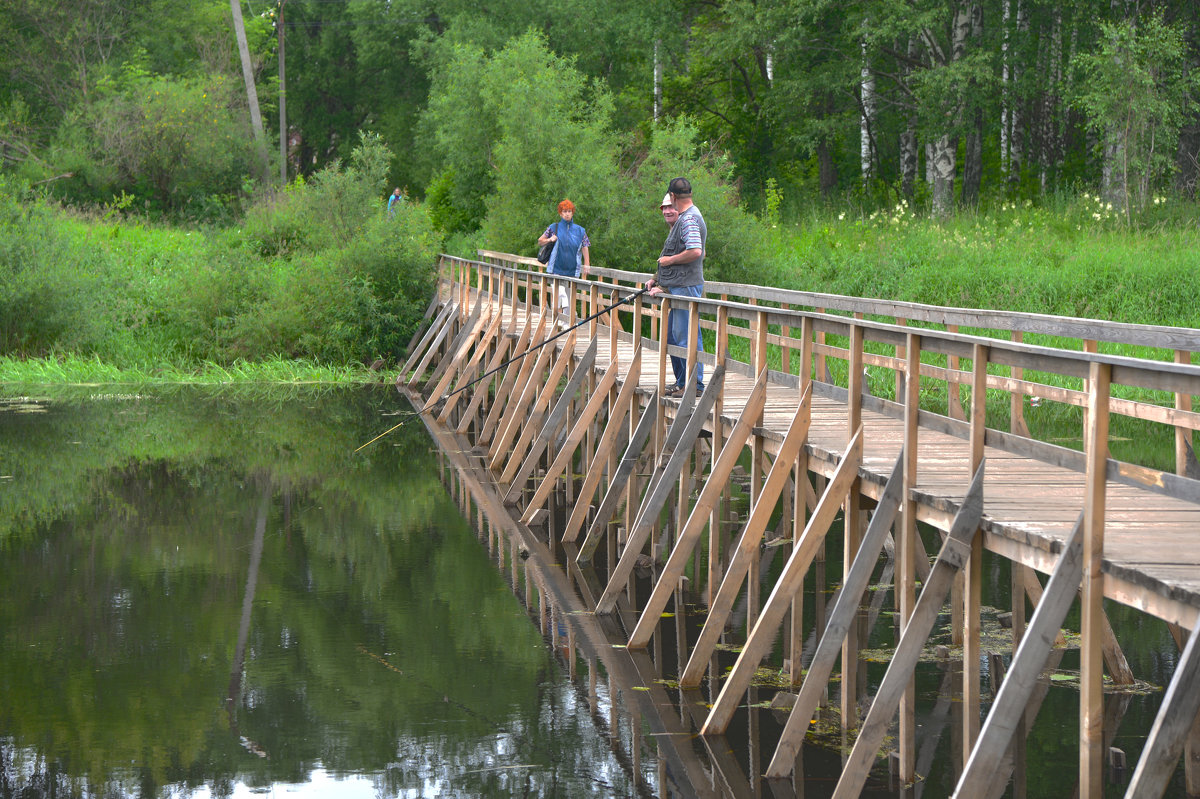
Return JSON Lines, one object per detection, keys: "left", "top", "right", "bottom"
{"left": 667, "top": 177, "right": 692, "bottom": 196}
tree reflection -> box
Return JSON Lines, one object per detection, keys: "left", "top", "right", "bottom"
{"left": 0, "top": 387, "right": 638, "bottom": 798}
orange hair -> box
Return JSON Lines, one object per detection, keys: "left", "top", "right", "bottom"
{"left": 557, "top": 199, "right": 576, "bottom": 214}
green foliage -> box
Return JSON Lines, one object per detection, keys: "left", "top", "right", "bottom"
{"left": 1072, "top": 15, "right": 1198, "bottom": 216}
{"left": 420, "top": 36, "right": 769, "bottom": 281}
{"left": 53, "top": 69, "right": 260, "bottom": 220}
{"left": 0, "top": 180, "right": 107, "bottom": 356}
{"left": 0, "top": 135, "right": 439, "bottom": 369}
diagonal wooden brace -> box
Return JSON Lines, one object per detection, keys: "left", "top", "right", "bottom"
{"left": 626, "top": 371, "right": 770, "bottom": 649}
{"left": 594, "top": 368, "right": 727, "bottom": 615}
{"left": 824, "top": 460, "right": 986, "bottom": 796}
{"left": 576, "top": 393, "right": 658, "bottom": 564}
{"left": 500, "top": 339, "right": 598, "bottom": 502}
{"left": 560, "top": 347, "right": 645, "bottom": 542}
{"left": 707, "top": 446, "right": 903, "bottom": 737}
{"left": 680, "top": 422, "right": 857, "bottom": 690}
{"left": 954, "top": 513, "right": 1085, "bottom": 796}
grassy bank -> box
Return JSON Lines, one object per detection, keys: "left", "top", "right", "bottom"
{"left": 0, "top": 136, "right": 439, "bottom": 380}
{"left": 764, "top": 195, "right": 1200, "bottom": 329}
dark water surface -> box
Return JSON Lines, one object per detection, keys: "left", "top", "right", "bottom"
{"left": 0, "top": 386, "right": 638, "bottom": 798}
{"left": 0, "top": 386, "right": 1189, "bottom": 798}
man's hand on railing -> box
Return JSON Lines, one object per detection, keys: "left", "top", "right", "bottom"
{"left": 646, "top": 277, "right": 664, "bottom": 297}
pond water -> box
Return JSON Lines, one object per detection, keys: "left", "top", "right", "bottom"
{"left": 0, "top": 386, "right": 1190, "bottom": 798}
{"left": 0, "top": 386, "right": 638, "bottom": 798}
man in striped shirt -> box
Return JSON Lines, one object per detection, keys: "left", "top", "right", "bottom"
{"left": 647, "top": 177, "right": 707, "bottom": 398}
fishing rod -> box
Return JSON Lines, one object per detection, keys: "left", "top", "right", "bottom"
{"left": 355, "top": 284, "right": 652, "bottom": 452}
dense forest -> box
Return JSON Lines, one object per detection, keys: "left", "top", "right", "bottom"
{"left": 0, "top": 0, "right": 1198, "bottom": 369}
{"left": 2, "top": 0, "right": 1197, "bottom": 220}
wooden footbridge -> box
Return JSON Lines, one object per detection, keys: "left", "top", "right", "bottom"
{"left": 400, "top": 251, "right": 1200, "bottom": 798}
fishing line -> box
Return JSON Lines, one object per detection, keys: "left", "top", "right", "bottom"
{"left": 355, "top": 285, "right": 651, "bottom": 452}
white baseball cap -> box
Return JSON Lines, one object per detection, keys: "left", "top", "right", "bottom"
{"left": 660, "top": 193, "right": 673, "bottom": 208}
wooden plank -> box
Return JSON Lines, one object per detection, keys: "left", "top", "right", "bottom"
{"left": 455, "top": 315, "right": 517, "bottom": 434}
{"left": 1081, "top": 361, "right": 1111, "bottom": 798}
{"left": 401, "top": 299, "right": 454, "bottom": 377}
{"left": 401, "top": 294, "right": 442, "bottom": 362}
{"left": 954, "top": 514, "right": 1085, "bottom": 797}
{"left": 437, "top": 303, "right": 505, "bottom": 423}
{"left": 1124, "top": 621, "right": 1200, "bottom": 798}
{"left": 709, "top": 448, "right": 903, "bottom": 737}
{"left": 406, "top": 301, "right": 460, "bottom": 386}
{"left": 500, "top": 339, "right": 598, "bottom": 499}
{"left": 496, "top": 330, "right": 579, "bottom": 481}
{"left": 594, "top": 368, "right": 727, "bottom": 615}
{"left": 478, "top": 311, "right": 540, "bottom": 443}
{"left": 576, "top": 394, "right": 658, "bottom": 563}
{"left": 626, "top": 371, "right": 770, "bottom": 649}
{"left": 488, "top": 322, "right": 557, "bottom": 467}
{"left": 681, "top": 427, "right": 862, "bottom": 690}
{"left": 560, "top": 347, "right": 645, "bottom": 542}
{"left": 519, "top": 353, "right": 621, "bottom": 520}
{"left": 423, "top": 300, "right": 483, "bottom": 389}
{"left": 427, "top": 303, "right": 492, "bottom": 403}
{"left": 825, "top": 460, "right": 985, "bottom": 795}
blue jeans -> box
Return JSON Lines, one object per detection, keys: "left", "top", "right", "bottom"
{"left": 665, "top": 284, "right": 704, "bottom": 389}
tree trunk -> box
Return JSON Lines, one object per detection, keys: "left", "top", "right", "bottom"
{"left": 1009, "top": 0, "right": 1028, "bottom": 189}
{"left": 230, "top": 0, "right": 270, "bottom": 181}
{"left": 278, "top": 0, "right": 287, "bottom": 185}
{"left": 900, "top": 36, "right": 920, "bottom": 199}
{"left": 860, "top": 37, "right": 875, "bottom": 183}
{"left": 653, "top": 40, "right": 663, "bottom": 123}
{"left": 963, "top": 110, "right": 983, "bottom": 206}
{"left": 962, "top": 1, "right": 983, "bottom": 206}
{"left": 818, "top": 140, "right": 838, "bottom": 198}
{"left": 1176, "top": 114, "right": 1200, "bottom": 199}
{"left": 1001, "top": 0, "right": 1012, "bottom": 180}
{"left": 932, "top": 134, "right": 957, "bottom": 216}
{"left": 1039, "top": 5, "right": 1062, "bottom": 193}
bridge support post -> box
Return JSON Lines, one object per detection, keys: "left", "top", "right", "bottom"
{"left": 843, "top": 324, "right": 864, "bottom": 729}
{"left": 964, "top": 343, "right": 989, "bottom": 765}
{"left": 899, "top": 331, "right": 922, "bottom": 784}
{"left": 1081, "top": 360, "right": 1111, "bottom": 798}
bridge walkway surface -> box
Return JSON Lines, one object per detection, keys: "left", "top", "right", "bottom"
{"left": 401, "top": 251, "right": 1200, "bottom": 798}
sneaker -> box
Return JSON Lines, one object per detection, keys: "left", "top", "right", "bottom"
{"left": 696, "top": 385, "right": 704, "bottom": 397}
{"left": 664, "top": 385, "right": 685, "bottom": 399}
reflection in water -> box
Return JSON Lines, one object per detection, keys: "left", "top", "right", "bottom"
{"left": 0, "top": 388, "right": 1188, "bottom": 798}
{"left": 0, "top": 387, "right": 639, "bottom": 798}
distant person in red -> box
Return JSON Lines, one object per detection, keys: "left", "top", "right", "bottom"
{"left": 537, "top": 199, "right": 590, "bottom": 319}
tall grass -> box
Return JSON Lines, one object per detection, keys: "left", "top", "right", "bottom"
{"left": 0, "top": 354, "right": 383, "bottom": 385}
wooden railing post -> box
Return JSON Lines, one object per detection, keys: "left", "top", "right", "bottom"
{"left": 685, "top": 296, "right": 700, "bottom": 392}
{"left": 1080, "top": 360, "right": 1111, "bottom": 797}
{"left": 781, "top": 302, "right": 791, "bottom": 373}
{"left": 1177, "top": 350, "right": 1194, "bottom": 477}
{"left": 749, "top": 309, "right": 768, "bottom": 627}
{"left": 947, "top": 324, "right": 965, "bottom": 419}
{"left": 790, "top": 316, "right": 815, "bottom": 685}
{"left": 964, "top": 342, "right": 988, "bottom": 766}
{"left": 1011, "top": 331, "right": 1030, "bottom": 436}
{"left": 709, "top": 305, "right": 730, "bottom": 606}
{"left": 899, "top": 331, "right": 921, "bottom": 782}
{"left": 816, "top": 307, "right": 827, "bottom": 382}
{"left": 842, "top": 323, "right": 864, "bottom": 728}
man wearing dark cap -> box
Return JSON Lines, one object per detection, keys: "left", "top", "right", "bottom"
{"left": 648, "top": 177, "right": 706, "bottom": 397}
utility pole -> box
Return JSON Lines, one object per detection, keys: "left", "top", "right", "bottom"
{"left": 230, "top": 0, "right": 270, "bottom": 181}
{"left": 278, "top": 0, "right": 287, "bottom": 185}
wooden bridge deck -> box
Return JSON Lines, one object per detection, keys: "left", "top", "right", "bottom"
{"left": 566, "top": 318, "right": 1200, "bottom": 623}
{"left": 405, "top": 254, "right": 1200, "bottom": 797}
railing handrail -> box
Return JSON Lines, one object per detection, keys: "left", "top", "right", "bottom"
{"left": 473, "top": 249, "right": 1200, "bottom": 352}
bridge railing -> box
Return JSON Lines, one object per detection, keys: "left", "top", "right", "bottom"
{"left": 468, "top": 249, "right": 1200, "bottom": 484}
